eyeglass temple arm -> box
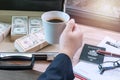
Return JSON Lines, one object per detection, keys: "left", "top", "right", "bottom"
{"left": 100, "top": 66, "right": 116, "bottom": 74}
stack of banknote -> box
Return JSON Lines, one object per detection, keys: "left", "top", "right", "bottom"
{"left": 11, "top": 16, "right": 28, "bottom": 41}
{"left": 0, "top": 22, "right": 11, "bottom": 42}
{"left": 14, "top": 30, "right": 48, "bottom": 52}
{"left": 11, "top": 16, "right": 43, "bottom": 41}
{"left": 28, "top": 17, "right": 42, "bottom": 34}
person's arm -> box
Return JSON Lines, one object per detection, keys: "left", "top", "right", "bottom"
{"left": 38, "top": 19, "right": 83, "bottom": 80}
{"left": 37, "top": 53, "right": 74, "bottom": 80}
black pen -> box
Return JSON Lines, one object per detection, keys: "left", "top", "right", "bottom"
{"left": 97, "top": 50, "right": 120, "bottom": 58}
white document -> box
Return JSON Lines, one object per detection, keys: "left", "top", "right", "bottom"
{"left": 73, "top": 60, "right": 120, "bottom": 80}
{"left": 98, "top": 36, "right": 120, "bottom": 55}
{"left": 74, "top": 36, "right": 120, "bottom": 80}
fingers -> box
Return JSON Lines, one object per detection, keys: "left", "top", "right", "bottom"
{"left": 65, "top": 19, "right": 75, "bottom": 32}
{"left": 74, "top": 24, "right": 81, "bottom": 32}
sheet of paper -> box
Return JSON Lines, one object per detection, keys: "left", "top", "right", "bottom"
{"left": 73, "top": 60, "right": 120, "bottom": 80}
{"left": 74, "top": 36, "right": 120, "bottom": 80}
{"left": 98, "top": 36, "right": 120, "bottom": 55}
{"left": 98, "top": 36, "right": 120, "bottom": 64}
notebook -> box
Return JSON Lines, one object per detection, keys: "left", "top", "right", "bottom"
{"left": 74, "top": 40, "right": 120, "bottom": 80}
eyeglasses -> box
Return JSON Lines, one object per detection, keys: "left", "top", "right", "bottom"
{"left": 98, "top": 59, "right": 120, "bottom": 74}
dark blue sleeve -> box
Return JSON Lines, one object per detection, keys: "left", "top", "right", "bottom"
{"left": 37, "top": 53, "right": 75, "bottom": 80}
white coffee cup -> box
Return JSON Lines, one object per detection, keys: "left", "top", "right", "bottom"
{"left": 41, "top": 11, "right": 70, "bottom": 44}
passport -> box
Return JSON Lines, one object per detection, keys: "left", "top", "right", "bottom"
{"left": 80, "top": 44, "right": 105, "bottom": 64}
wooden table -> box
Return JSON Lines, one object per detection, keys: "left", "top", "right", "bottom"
{"left": 0, "top": 24, "right": 120, "bottom": 80}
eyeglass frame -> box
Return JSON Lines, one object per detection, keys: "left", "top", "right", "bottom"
{"left": 98, "top": 59, "right": 120, "bottom": 74}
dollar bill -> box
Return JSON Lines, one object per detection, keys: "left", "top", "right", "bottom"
{"left": 0, "top": 23, "right": 9, "bottom": 32}
{"left": 11, "top": 16, "right": 28, "bottom": 35}
{"left": 0, "top": 22, "right": 11, "bottom": 42}
{"left": 14, "top": 31, "right": 48, "bottom": 52}
{"left": 12, "top": 25, "right": 27, "bottom": 34}
{"left": 0, "top": 22, "right": 11, "bottom": 37}
{"left": 29, "top": 17, "right": 42, "bottom": 34}
{"left": 11, "top": 16, "right": 28, "bottom": 41}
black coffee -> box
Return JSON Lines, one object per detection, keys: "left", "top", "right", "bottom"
{"left": 47, "top": 18, "right": 63, "bottom": 23}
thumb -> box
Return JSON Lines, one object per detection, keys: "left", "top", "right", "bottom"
{"left": 65, "top": 19, "right": 75, "bottom": 31}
